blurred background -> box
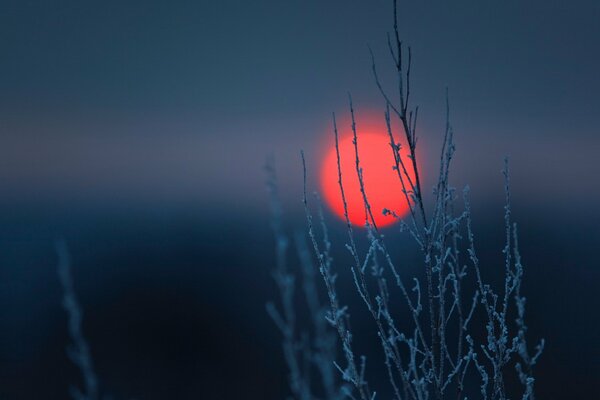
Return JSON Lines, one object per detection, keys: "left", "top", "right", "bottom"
{"left": 0, "top": 0, "right": 598, "bottom": 398}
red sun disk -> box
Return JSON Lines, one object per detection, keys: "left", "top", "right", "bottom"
{"left": 320, "top": 131, "right": 415, "bottom": 228}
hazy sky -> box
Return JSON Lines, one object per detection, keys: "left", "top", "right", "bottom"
{"left": 1, "top": 0, "right": 599, "bottom": 217}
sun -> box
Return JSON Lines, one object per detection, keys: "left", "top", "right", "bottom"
{"left": 320, "top": 118, "right": 415, "bottom": 228}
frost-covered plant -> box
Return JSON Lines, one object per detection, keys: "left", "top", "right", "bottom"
{"left": 266, "top": 158, "right": 350, "bottom": 400}
{"left": 56, "top": 239, "right": 101, "bottom": 400}
{"left": 266, "top": 1, "right": 543, "bottom": 399}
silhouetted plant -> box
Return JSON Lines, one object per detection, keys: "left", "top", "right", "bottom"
{"left": 56, "top": 239, "right": 101, "bottom": 400}
{"left": 267, "top": 1, "right": 543, "bottom": 399}
{"left": 266, "top": 158, "right": 349, "bottom": 400}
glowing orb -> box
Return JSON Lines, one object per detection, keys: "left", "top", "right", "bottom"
{"left": 320, "top": 122, "right": 415, "bottom": 228}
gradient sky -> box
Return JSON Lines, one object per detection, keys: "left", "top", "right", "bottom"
{"left": 0, "top": 1, "right": 599, "bottom": 398}
{"left": 1, "top": 0, "right": 599, "bottom": 218}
